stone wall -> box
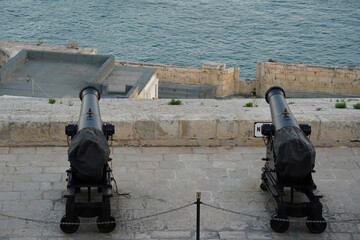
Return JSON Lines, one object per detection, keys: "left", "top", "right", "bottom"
{"left": 117, "top": 61, "right": 246, "bottom": 97}
{"left": 0, "top": 40, "right": 97, "bottom": 67}
{"left": 2, "top": 41, "right": 359, "bottom": 98}
{"left": 0, "top": 97, "right": 359, "bottom": 148}
{"left": 256, "top": 62, "right": 360, "bottom": 97}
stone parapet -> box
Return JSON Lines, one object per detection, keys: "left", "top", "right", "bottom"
{"left": 117, "top": 61, "right": 246, "bottom": 97}
{"left": 256, "top": 62, "right": 360, "bottom": 97}
{"left": 0, "top": 97, "right": 359, "bottom": 147}
{"left": 0, "top": 40, "right": 97, "bottom": 67}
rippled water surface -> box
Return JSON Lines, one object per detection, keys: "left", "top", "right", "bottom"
{"left": 1, "top": 0, "right": 359, "bottom": 79}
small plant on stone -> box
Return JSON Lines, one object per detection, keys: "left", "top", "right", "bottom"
{"left": 68, "top": 100, "right": 74, "bottom": 106}
{"left": 168, "top": 99, "right": 182, "bottom": 105}
{"left": 335, "top": 102, "right": 346, "bottom": 109}
{"left": 69, "top": 42, "right": 78, "bottom": 49}
{"left": 37, "top": 40, "right": 43, "bottom": 46}
{"left": 316, "top": 108, "right": 322, "bottom": 111}
{"left": 288, "top": 101, "right": 295, "bottom": 105}
{"left": 353, "top": 103, "right": 360, "bottom": 109}
{"left": 244, "top": 102, "right": 253, "bottom": 107}
{"left": 60, "top": 101, "right": 63, "bottom": 104}
{"left": 48, "top": 98, "right": 56, "bottom": 104}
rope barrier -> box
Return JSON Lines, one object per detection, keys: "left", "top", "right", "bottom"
{"left": 201, "top": 202, "right": 360, "bottom": 224}
{"left": 0, "top": 202, "right": 195, "bottom": 226}
{"left": 1, "top": 200, "right": 359, "bottom": 226}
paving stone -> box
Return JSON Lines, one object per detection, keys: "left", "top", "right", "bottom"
{"left": 14, "top": 166, "right": 42, "bottom": 174}
{"left": 228, "top": 169, "right": 248, "bottom": 179}
{"left": 212, "top": 161, "right": 238, "bottom": 169}
{"left": 328, "top": 233, "right": 352, "bottom": 240}
{"left": 0, "top": 182, "right": 13, "bottom": 191}
{"left": 141, "top": 147, "right": 172, "bottom": 154}
{"left": 9, "top": 147, "right": 36, "bottom": 154}
{"left": 175, "top": 168, "right": 207, "bottom": 180}
{"left": 178, "top": 154, "right": 208, "bottom": 162}
{"left": 331, "top": 169, "right": 355, "bottom": 180}
{"left": 43, "top": 167, "right": 68, "bottom": 174}
{"left": 3, "top": 200, "right": 28, "bottom": 211}
{"left": 246, "top": 231, "right": 273, "bottom": 239}
{"left": 0, "top": 147, "right": 9, "bottom": 154}
{"left": 20, "top": 191, "right": 42, "bottom": 200}
{"left": 193, "top": 147, "right": 219, "bottom": 154}
{"left": 185, "top": 161, "right": 213, "bottom": 169}
{"left": 169, "top": 147, "right": 193, "bottom": 154}
{"left": 13, "top": 182, "right": 40, "bottom": 191}
{"left": 0, "top": 146, "right": 359, "bottom": 239}
{"left": 330, "top": 222, "right": 359, "bottom": 233}
{"left": 126, "top": 154, "right": 163, "bottom": 162}
{"left": 28, "top": 200, "right": 53, "bottom": 211}
{"left": 30, "top": 173, "right": 62, "bottom": 182}
{"left": 3, "top": 174, "right": 30, "bottom": 183}
{"left": 159, "top": 160, "right": 185, "bottom": 169}
{"left": 155, "top": 169, "right": 175, "bottom": 180}
{"left": 219, "top": 231, "right": 247, "bottom": 239}
{"left": 151, "top": 230, "right": 191, "bottom": 239}
{"left": 43, "top": 191, "right": 62, "bottom": 200}
{"left": 0, "top": 192, "right": 20, "bottom": 200}
{"left": 205, "top": 168, "right": 228, "bottom": 179}
{"left": 6, "top": 160, "right": 30, "bottom": 167}
{"left": 138, "top": 161, "right": 160, "bottom": 170}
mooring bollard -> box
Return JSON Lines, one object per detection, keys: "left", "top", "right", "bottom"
{"left": 196, "top": 192, "right": 201, "bottom": 240}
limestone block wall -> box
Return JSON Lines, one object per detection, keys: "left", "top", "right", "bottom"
{"left": 0, "top": 97, "right": 359, "bottom": 148}
{"left": 256, "top": 62, "right": 360, "bottom": 97}
{"left": 117, "top": 61, "right": 245, "bottom": 97}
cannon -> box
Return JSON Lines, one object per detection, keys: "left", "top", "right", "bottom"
{"left": 60, "top": 86, "right": 116, "bottom": 233}
{"left": 260, "top": 86, "right": 326, "bottom": 233}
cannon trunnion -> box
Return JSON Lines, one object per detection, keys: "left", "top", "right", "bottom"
{"left": 260, "top": 86, "right": 327, "bottom": 233}
{"left": 60, "top": 86, "right": 116, "bottom": 233}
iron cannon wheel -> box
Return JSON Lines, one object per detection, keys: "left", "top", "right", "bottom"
{"left": 270, "top": 213, "right": 289, "bottom": 233}
{"left": 306, "top": 216, "right": 327, "bottom": 233}
{"left": 60, "top": 215, "right": 80, "bottom": 233}
{"left": 97, "top": 216, "right": 116, "bottom": 233}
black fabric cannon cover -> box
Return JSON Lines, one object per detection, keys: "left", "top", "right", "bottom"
{"left": 68, "top": 127, "right": 110, "bottom": 182}
{"left": 273, "top": 126, "right": 315, "bottom": 182}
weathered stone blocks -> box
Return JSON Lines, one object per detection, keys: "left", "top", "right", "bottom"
{"left": 256, "top": 62, "right": 360, "bottom": 97}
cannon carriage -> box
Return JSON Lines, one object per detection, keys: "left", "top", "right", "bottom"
{"left": 60, "top": 86, "right": 116, "bottom": 233}
{"left": 260, "top": 86, "right": 327, "bottom": 233}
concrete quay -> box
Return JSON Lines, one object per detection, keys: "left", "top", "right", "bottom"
{"left": 0, "top": 146, "right": 359, "bottom": 239}
{"left": 0, "top": 97, "right": 359, "bottom": 147}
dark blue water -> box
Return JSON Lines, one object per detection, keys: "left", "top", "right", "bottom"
{"left": 1, "top": 0, "right": 359, "bottom": 79}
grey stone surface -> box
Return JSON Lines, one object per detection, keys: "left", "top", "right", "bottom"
{"left": 0, "top": 146, "right": 359, "bottom": 239}
{"left": 158, "top": 81, "right": 216, "bottom": 99}
{"left": 1, "top": 96, "right": 359, "bottom": 148}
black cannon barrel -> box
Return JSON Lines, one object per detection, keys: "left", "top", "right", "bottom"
{"left": 78, "top": 87, "right": 103, "bottom": 131}
{"left": 67, "top": 86, "right": 110, "bottom": 182}
{"left": 265, "top": 86, "right": 298, "bottom": 131}
{"left": 264, "top": 86, "right": 315, "bottom": 182}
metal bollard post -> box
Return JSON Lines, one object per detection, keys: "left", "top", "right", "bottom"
{"left": 196, "top": 192, "right": 201, "bottom": 240}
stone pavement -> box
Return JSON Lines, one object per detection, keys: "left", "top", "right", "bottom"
{"left": 0, "top": 146, "right": 359, "bottom": 239}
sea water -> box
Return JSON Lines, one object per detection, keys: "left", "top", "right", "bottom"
{"left": 1, "top": 0, "right": 359, "bottom": 79}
